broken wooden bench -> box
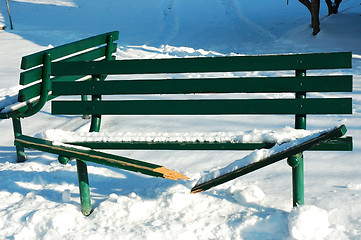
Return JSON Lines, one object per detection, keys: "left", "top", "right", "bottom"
{"left": 46, "top": 50, "right": 352, "bottom": 213}
{"left": 0, "top": 32, "right": 353, "bottom": 215}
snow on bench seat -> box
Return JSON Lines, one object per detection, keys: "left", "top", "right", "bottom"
{"left": 39, "top": 126, "right": 321, "bottom": 144}
{"left": 0, "top": 86, "right": 23, "bottom": 113}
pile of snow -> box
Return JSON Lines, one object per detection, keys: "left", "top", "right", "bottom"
{"left": 229, "top": 185, "right": 266, "bottom": 203}
{"left": 288, "top": 205, "right": 331, "bottom": 240}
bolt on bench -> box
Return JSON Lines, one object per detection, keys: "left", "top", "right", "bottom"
{"left": 0, "top": 32, "right": 353, "bottom": 216}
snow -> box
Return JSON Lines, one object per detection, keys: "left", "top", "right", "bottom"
{"left": 288, "top": 205, "right": 331, "bottom": 240}
{"left": 39, "top": 126, "right": 320, "bottom": 144}
{"left": 0, "top": 0, "right": 361, "bottom": 239}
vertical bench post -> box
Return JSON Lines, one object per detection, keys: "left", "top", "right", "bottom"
{"left": 288, "top": 69, "right": 306, "bottom": 206}
{"left": 12, "top": 117, "right": 26, "bottom": 162}
{"left": 76, "top": 159, "right": 91, "bottom": 215}
{"left": 89, "top": 75, "right": 102, "bottom": 132}
{"left": 76, "top": 75, "right": 102, "bottom": 216}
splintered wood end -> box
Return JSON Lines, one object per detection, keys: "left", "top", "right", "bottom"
{"left": 154, "top": 167, "right": 189, "bottom": 181}
{"left": 190, "top": 188, "right": 204, "bottom": 194}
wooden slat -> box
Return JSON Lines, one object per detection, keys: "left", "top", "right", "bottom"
{"left": 20, "top": 43, "right": 117, "bottom": 85}
{"left": 51, "top": 52, "right": 352, "bottom": 76}
{"left": 191, "top": 125, "right": 348, "bottom": 193}
{"left": 52, "top": 75, "right": 353, "bottom": 95}
{"left": 21, "top": 31, "right": 119, "bottom": 70}
{"left": 18, "top": 76, "right": 91, "bottom": 102}
{"left": 14, "top": 134, "right": 188, "bottom": 180}
{"left": 64, "top": 137, "right": 353, "bottom": 151}
{"left": 51, "top": 98, "right": 352, "bottom": 115}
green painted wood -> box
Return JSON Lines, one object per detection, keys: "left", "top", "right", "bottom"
{"left": 18, "top": 76, "right": 91, "bottom": 102}
{"left": 51, "top": 52, "right": 352, "bottom": 76}
{"left": 14, "top": 134, "right": 168, "bottom": 179}
{"left": 51, "top": 98, "right": 352, "bottom": 115}
{"left": 51, "top": 75, "right": 352, "bottom": 95}
{"left": 191, "top": 125, "right": 348, "bottom": 193}
{"left": 64, "top": 136, "right": 352, "bottom": 151}
{"left": 21, "top": 31, "right": 119, "bottom": 70}
{"left": 20, "top": 44, "right": 117, "bottom": 85}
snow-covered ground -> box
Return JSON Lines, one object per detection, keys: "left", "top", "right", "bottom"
{"left": 0, "top": 0, "right": 361, "bottom": 239}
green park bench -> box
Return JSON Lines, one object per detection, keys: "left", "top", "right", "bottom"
{"left": 0, "top": 32, "right": 353, "bottom": 216}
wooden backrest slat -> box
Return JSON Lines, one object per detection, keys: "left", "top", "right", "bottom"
{"left": 18, "top": 76, "right": 90, "bottom": 102}
{"left": 51, "top": 98, "right": 352, "bottom": 115}
{"left": 20, "top": 43, "right": 117, "bottom": 85}
{"left": 52, "top": 75, "right": 352, "bottom": 95}
{"left": 21, "top": 31, "right": 119, "bottom": 70}
{"left": 51, "top": 52, "right": 352, "bottom": 76}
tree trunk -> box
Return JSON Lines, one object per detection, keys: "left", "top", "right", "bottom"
{"left": 298, "top": 0, "right": 320, "bottom": 35}
{"left": 325, "top": 0, "right": 342, "bottom": 15}
{"left": 311, "top": 0, "right": 320, "bottom": 35}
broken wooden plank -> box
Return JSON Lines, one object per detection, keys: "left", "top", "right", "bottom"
{"left": 15, "top": 134, "right": 188, "bottom": 181}
{"left": 191, "top": 125, "right": 347, "bottom": 193}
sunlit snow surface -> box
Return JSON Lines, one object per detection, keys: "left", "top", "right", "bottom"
{"left": 0, "top": 0, "right": 361, "bottom": 239}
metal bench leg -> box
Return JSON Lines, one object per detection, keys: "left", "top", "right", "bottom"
{"left": 12, "top": 117, "right": 26, "bottom": 162}
{"left": 288, "top": 154, "right": 304, "bottom": 206}
{"left": 76, "top": 159, "right": 92, "bottom": 216}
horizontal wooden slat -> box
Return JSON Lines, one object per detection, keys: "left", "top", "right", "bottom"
{"left": 18, "top": 76, "right": 91, "bottom": 102}
{"left": 64, "top": 137, "right": 352, "bottom": 151}
{"left": 20, "top": 43, "right": 117, "bottom": 85}
{"left": 21, "top": 31, "right": 119, "bottom": 70}
{"left": 51, "top": 98, "right": 352, "bottom": 115}
{"left": 52, "top": 75, "right": 353, "bottom": 95}
{"left": 51, "top": 52, "right": 352, "bottom": 76}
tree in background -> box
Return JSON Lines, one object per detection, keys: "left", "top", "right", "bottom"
{"left": 298, "top": 0, "right": 342, "bottom": 35}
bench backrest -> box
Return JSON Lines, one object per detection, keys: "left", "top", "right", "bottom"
{"left": 13, "top": 31, "right": 119, "bottom": 118}
{"left": 50, "top": 52, "right": 352, "bottom": 114}
{"left": 49, "top": 52, "right": 353, "bottom": 150}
